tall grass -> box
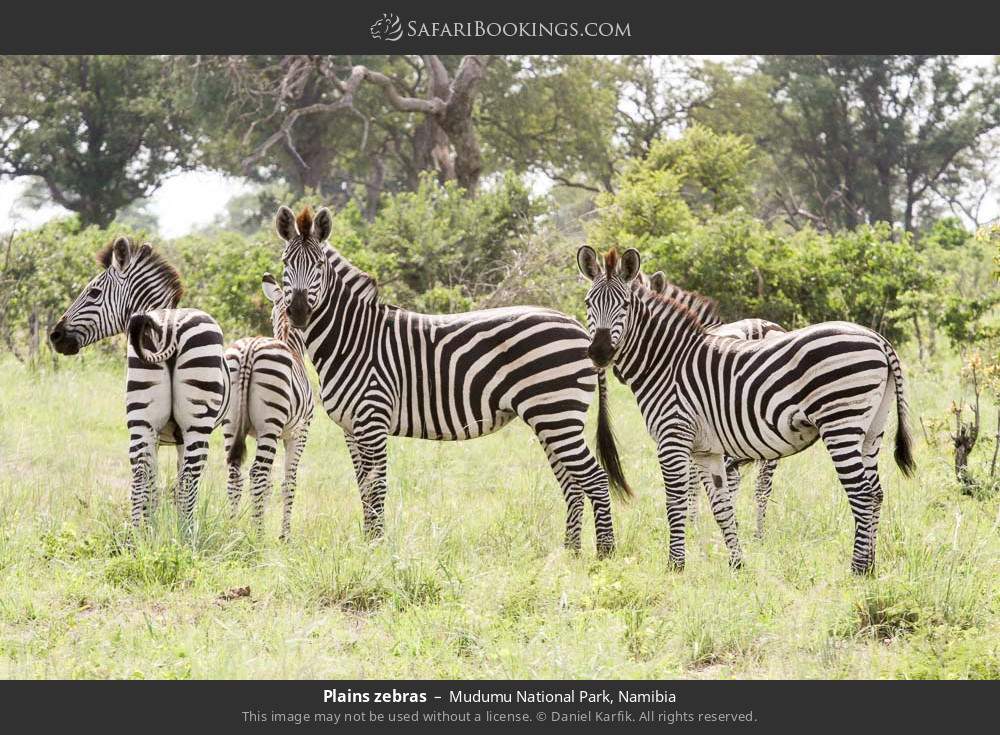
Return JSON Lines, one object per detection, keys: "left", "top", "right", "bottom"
{"left": 0, "top": 351, "right": 997, "bottom": 679}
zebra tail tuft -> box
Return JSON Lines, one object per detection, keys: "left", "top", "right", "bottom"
{"left": 889, "top": 347, "right": 917, "bottom": 478}
{"left": 595, "top": 369, "right": 634, "bottom": 501}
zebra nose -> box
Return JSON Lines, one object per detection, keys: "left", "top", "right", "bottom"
{"left": 588, "top": 329, "right": 614, "bottom": 367}
{"left": 288, "top": 292, "right": 311, "bottom": 328}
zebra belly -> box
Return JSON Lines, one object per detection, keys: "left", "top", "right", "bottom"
{"left": 390, "top": 407, "right": 518, "bottom": 440}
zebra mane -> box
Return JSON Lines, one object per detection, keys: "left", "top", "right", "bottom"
{"left": 642, "top": 281, "right": 721, "bottom": 332}
{"left": 95, "top": 238, "right": 184, "bottom": 307}
{"left": 324, "top": 244, "right": 380, "bottom": 304}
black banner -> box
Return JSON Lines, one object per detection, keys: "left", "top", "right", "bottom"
{"left": 3, "top": 680, "right": 994, "bottom": 731}
{"left": 1, "top": 3, "right": 997, "bottom": 53}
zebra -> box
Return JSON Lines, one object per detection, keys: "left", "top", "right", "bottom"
{"left": 637, "top": 269, "right": 786, "bottom": 537}
{"left": 49, "top": 236, "right": 229, "bottom": 530}
{"left": 222, "top": 273, "right": 314, "bottom": 540}
{"left": 275, "top": 205, "right": 631, "bottom": 556}
{"left": 577, "top": 245, "right": 916, "bottom": 574}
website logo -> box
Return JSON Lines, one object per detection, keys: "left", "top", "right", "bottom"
{"left": 370, "top": 12, "right": 403, "bottom": 41}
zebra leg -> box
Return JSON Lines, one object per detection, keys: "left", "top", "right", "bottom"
{"left": 822, "top": 428, "right": 875, "bottom": 575}
{"left": 249, "top": 433, "right": 278, "bottom": 534}
{"left": 176, "top": 431, "right": 211, "bottom": 534}
{"left": 354, "top": 427, "right": 389, "bottom": 540}
{"left": 279, "top": 423, "right": 310, "bottom": 542}
{"left": 693, "top": 454, "right": 744, "bottom": 569}
{"left": 227, "top": 461, "right": 244, "bottom": 518}
{"left": 128, "top": 427, "right": 159, "bottom": 530}
{"left": 753, "top": 460, "right": 778, "bottom": 539}
{"left": 534, "top": 427, "right": 612, "bottom": 555}
{"left": 687, "top": 475, "right": 702, "bottom": 522}
{"left": 536, "top": 444, "right": 584, "bottom": 552}
{"left": 725, "top": 456, "right": 742, "bottom": 497}
{"left": 658, "top": 432, "right": 694, "bottom": 571}
{"left": 862, "top": 428, "right": 887, "bottom": 571}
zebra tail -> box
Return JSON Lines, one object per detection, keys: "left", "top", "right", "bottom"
{"left": 595, "top": 369, "right": 634, "bottom": 501}
{"left": 226, "top": 350, "right": 254, "bottom": 468}
{"left": 888, "top": 346, "right": 916, "bottom": 478}
{"left": 127, "top": 313, "right": 177, "bottom": 365}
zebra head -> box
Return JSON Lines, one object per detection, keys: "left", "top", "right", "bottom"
{"left": 275, "top": 205, "right": 333, "bottom": 330}
{"left": 261, "top": 271, "right": 306, "bottom": 355}
{"left": 50, "top": 236, "right": 182, "bottom": 355}
{"left": 577, "top": 245, "right": 641, "bottom": 369}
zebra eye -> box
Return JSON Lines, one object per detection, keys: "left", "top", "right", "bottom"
{"left": 87, "top": 288, "right": 101, "bottom": 300}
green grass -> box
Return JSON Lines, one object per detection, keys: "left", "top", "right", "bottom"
{"left": 0, "top": 350, "right": 997, "bottom": 679}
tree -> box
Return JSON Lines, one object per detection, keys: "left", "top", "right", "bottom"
{"left": 698, "top": 56, "right": 1000, "bottom": 233}
{"left": 0, "top": 56, "right": 196, "bottom": 227}
{"left": 187, "top": 55, "right": 490, "bottom": 216}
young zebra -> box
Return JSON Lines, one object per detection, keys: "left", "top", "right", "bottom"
{"left": 275, "top": 205, "right": 631, "bottom": 556}
{"left": 222, "top": 273, "right": 313, "bottom": 540}
{"left": 49, "top": 237, "right": 230, "bottom": 529}
{"left": 639, "top": 269, "right": 786, "bottom": 537}
{"left": 577, "top": 246, "right": 916, "bottom": 574}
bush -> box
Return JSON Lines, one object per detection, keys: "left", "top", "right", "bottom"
{"left": 588, "top": 127, "right": 933, "bottom": 343}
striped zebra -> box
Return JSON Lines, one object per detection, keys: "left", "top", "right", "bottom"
{"left": 577, "top": 246, "right": 916, "bottom": 574}
{"left": 49, "top": 237, "right": 229, "bottom": 530}
{"left": 637, "top": 269, "right": 786, "bottom": 537}
{"left": 275, "top": 205, "right": 631, "bottom": 556}
{"left": 222, "top": 273, "right": 314, "bottom": 540}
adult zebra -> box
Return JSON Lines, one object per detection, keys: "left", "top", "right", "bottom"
{"left": 222, "top": 273, "right": 314, "bottom": 540}
{"left": 49, "top": 237, "right": 229, "bottom": 529}
{"left": 638, "top": 269, "right": 786, "bottom": 537}
{"left": 577, "top": 246, "right": 915, "bottom": 574}
{"left": 275, "top": 205, "right": 631, "bottom": 555}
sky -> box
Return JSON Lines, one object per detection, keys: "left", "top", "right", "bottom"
{"left": 0, "top": 172, "right": 252, "bottom": 238}
{"left": 1, "top": 55, "right": 997, "bottom": 238}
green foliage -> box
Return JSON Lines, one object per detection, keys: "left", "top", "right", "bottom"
{"left": 590, "top": 127, "right": 932, "bottom": 342}
{"left": 358, "top": 172, "right": 540, "bottom": 307}
{"left": 0, "top": 56, "right": 196, "bottom": 227}
{"left": 590, "top": 126, "right": 754, "bottom": 250}
{"left": 0, "top": 218, "right": 150, "bottom": 362}
{"left": 168, "top": 231, "right": 282, "bottom": 338}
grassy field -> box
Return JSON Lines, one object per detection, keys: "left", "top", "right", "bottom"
{"left": 0, "top": 349, "right": 997, "bottom": 679}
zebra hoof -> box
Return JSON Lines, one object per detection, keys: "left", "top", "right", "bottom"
{"left": 851, "top": 562, "right": 875, "bottom": 577}
{"left": 730, "top": 557, "right": 745, "bottom": 571}
{"left": 667, "top": 558, "right": 685, "bottom": 572}
{"left": 595, "top": 543, "right": 615, "bottom": 559}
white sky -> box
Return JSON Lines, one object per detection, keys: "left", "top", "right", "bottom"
{"left": 0, "top": 171, "right": 253, "bottom": 238}
{"left": 1, "top": 55, "right": 997, "bottom": 238}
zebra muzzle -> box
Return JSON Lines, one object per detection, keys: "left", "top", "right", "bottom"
{"left": 588, "top": 329, "right": 615, "bottom": 368}
{"left": 49, "top": 322, "right": 80, "bottom": 355}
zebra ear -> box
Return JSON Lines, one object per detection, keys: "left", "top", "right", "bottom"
{"left": 649, "top": 271, "right": 666, "bottom": 294}
{"left": 619, "top": 248, "right": 641, "bottom": 282}
{"left": 577, "top": 246, "right": 601, "bottom": 280}
{"left": 313, "top": 208, "right": 332, "bottom": 243}
{"left": 261, "top": 273, "right": 282, "bottom": 304}
{"left": 275, "top": 206, "right": 296, "bottom": 242}
{"left": 112, "top": 236, "right": 132, "bottom": 273}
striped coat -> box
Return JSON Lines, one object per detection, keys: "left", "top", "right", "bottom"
{"left": 578, "top": 246, "right": 915, "bottom": 574}
{"left": 222, "top": 273, "right": 313, "bottom": 540}
{"left": 50, "top": 237, "right": 229, "bottom": 529}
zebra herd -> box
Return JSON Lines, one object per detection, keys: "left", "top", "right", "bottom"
{"left": 49, "top": 206, "right": 916, "bottom": 574}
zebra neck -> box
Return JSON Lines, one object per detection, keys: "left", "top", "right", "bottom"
{"left": 614, "top": 292, "right": 707, "bottom": 388}
{"left": 303, "top": 284, "right": 383, "bottom": 400}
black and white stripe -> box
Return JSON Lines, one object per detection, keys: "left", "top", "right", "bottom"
{"left": 639, "top": 270, "right": 785, "bottom": 537}
{"left": 50, "top": 237, "right": 230, "bottom": 529}
{"left": 222, "top": 273, "right": 313, "bottom": 540}
{"left": 275, "top": 205, "right": 631, "bottom": 555}
{"left": 578, "top": 246, "right": 916, "bottom": 574}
